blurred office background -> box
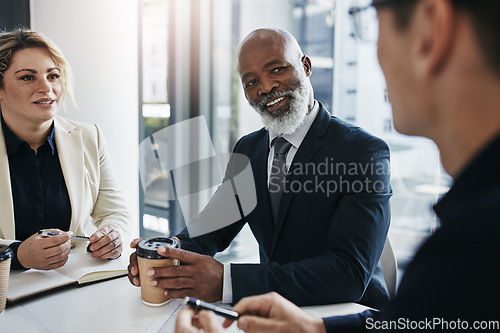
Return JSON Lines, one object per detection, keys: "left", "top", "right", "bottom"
{"left": 1, "top": 0, "right": 450, "bottom": 272}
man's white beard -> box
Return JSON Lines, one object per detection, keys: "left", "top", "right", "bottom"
{"left": 252, "top": 79, "right": 311, "bottom": 135}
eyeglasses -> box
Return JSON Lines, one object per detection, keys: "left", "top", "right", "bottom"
{"left": 348, "top": 0, "right": 408, "bottom": 42}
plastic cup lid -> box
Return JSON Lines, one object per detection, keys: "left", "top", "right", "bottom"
{"left": 0, "top": 245, "right": 12, "bottom": 261}
{"left": 136, "top": 237, "right": 179, "bottom": 259}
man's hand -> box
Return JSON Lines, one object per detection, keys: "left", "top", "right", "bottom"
{"left": 150, "top": 246, "right": 223, "bottom": 303}
{"left": 127, "top": 237, "right": 144, "bottom": 287}
{"left": 175, "top": 307, "right": 224, "bottom": 333}
{"left": 17, "top": 229, "right": 72, "bottom": 270}
{"left": 89, "top": 225, "right": 123, "bottom": 259}
{"left": 224, "top": 292, "right": 327, "bottom": 333}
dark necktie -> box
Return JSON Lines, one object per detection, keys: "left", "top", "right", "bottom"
{"left": 269, "top": 137, "right": 292, "bottom": 224}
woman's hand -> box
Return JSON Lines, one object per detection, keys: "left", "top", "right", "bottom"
{"left": 89, "top": 225, "right": 122, "bottom": 259}
{"left": 17, "top": 229, "right": 72, "bottom": 270}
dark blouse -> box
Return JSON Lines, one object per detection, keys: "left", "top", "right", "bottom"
{"left": 1, "top": 115, "right": 71, "bottom": 269}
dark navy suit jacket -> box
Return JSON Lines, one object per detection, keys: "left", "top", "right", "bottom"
{"left": 324, "top": 134, "right": 500, "bottom": 331}
{"left": 177, "top": 103, "right": 392, "bottom": 308}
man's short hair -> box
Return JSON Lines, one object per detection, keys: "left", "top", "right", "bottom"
{"left": 390, "top": 0, "right": 500, "bottom": 76}
{"left": 391, "top": 0, "right": 500, "bottom": 77}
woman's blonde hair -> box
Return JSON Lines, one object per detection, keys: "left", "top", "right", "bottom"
{"left": 0, "top": 28, "right": 74, "bottom": 105}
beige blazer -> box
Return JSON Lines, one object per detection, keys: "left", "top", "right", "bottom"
{"left": 0, "top": 116, "right": 132, "bottom": 246}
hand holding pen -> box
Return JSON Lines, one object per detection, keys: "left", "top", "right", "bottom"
{"left": 38, "top": 230, "right": 90, "bottom": 241}
{"left": 184, "top": 297, "right": 239, "bottom": 321}
{"left": 16, "top": 229, "right": 72, "bottom": 271}
{"left": 38, "top": 226, "right": 122, "bottom": 260}
{"left": 176, "top": 293, "right": 326, "bottom": 333}
{"left": 175, "top": 297, "right": 239, "bottom": 333}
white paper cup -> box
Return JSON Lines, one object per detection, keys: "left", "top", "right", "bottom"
{"left": 0, "top": 245, "right": 13, "bottom": 313}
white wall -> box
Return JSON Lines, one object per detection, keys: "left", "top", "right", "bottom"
{"left": 31, "top": 0, "right": 140, "bottom": 236}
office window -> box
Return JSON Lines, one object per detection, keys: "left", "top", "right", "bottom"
{"left": 139, "top": 0, "right": 337, "bottom": 263}
{"left": 208, "top": 0, "right": 335, "bottom": 152}
{"left": 0, "top": 0, "right": 30, "bottom": 30}
{"left": 139, "top": 0, "right": 448, "bottom": 267}
{"left": 334, "top": 0, "right": 451, "bottom": 268}
{"left": 140, "top": 0, "right": 173, "bottom": 238}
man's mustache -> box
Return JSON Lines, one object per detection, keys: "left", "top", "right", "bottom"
{"left": 254, "top": 90, "right": 294, "bottom": 110}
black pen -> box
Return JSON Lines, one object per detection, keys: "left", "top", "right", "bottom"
{"left": 184, "top": 297, "right": 239, "bottom": 321}
{"left": 38, "top": 230, "right": 90, "bottom": 241}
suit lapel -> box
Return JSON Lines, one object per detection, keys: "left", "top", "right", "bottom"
{"left": 271, "top": 105, "right": 331, "bottom": 253}
{"left": 54, "top": 117, "right": 83, "bottom": 233}
{"left": 0, "top": 125, "right": 15, "bottom": 240}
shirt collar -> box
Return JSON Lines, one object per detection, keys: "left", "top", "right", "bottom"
{"left": 45, "top": 123, "right": 56, "bottom": 155}
{"left": 269, "top": 100, "right": 320, "bottom": 149}
{"left": 1, "top": 114, "right": 56, "bottom": 156}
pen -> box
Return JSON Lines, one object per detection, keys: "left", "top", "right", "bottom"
{"left": 38, "top": 230, "right": 90, "bottom": 241}
{"left": 184, "top": 297, "right": 239, "bottom": 321}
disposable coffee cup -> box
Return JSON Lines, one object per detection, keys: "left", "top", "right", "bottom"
{"left": 0, "top": 245, "right": 12, "bottom": 313}
{"left": 136, "top": 237, "right": 180, "bottom": 306}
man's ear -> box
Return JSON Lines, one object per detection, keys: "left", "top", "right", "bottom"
{"left": 301, "top": 56, "right": 312, "bottom": 77}
{"left": 414, "top": 0, "right": 455, "bottom": 78}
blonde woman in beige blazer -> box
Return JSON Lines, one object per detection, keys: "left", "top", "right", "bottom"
{"left": 0, "top": 29, "right": 131, "bottom": 270}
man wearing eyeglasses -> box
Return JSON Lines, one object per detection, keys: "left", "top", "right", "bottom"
{"left": 175, "top": 0, "right": 500, "bottom": 332}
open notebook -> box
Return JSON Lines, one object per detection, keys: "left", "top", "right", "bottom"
{"left": 7, "top": 243, "right": 130, "bottom": 304}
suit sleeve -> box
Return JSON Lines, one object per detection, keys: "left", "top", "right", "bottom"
{"left": 88, "top": 125, "right": 132, "bottom": 243}
{"left": 230, "top": 137, "right": 391, "bottom": 306}
{"left": 323, "top": 310, "right": 374, "bottom": 332}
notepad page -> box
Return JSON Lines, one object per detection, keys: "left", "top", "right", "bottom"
{"left": 55, "top": 244, "right": 130, "bottom": 283}
{"left": 7, "top": 270, "right": 75, "bottom": 302}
